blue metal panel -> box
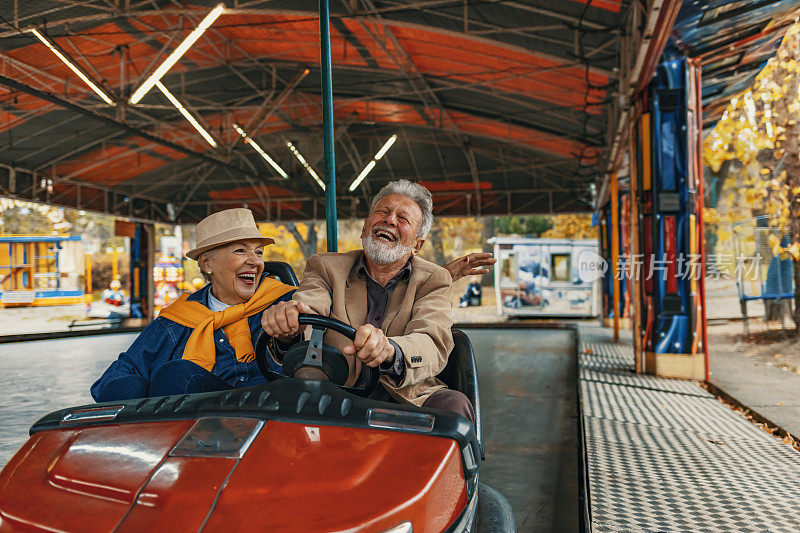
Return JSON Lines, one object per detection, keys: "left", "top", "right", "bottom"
{"left": 33, "top": 290, "right": 84, "bottom": 298}
{"left": 0, "top": 236, "right": 81, "bottom": 243}
{"left": 650, "top": 58, "right": 692, "bottom": 354}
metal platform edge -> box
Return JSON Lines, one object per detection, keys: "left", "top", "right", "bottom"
{"left": 0, "top": 326, "right": 145, "bottom": 344}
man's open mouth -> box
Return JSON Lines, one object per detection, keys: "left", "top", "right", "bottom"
{"left": 372, "top": 228, "right": 398, "bottom": 243}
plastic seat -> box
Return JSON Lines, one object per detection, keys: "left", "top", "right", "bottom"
{"left": 437, "top": 328, "right": 483, "bottom": 458}
{"left": 264, "top": 261, "right": 299, "bottom": 286}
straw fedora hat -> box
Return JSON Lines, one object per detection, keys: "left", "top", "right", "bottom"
{"left": 186, "top": 208, "right": 274, "bottom": 260}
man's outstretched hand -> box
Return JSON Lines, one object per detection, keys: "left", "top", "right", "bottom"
{"left": 343, "top": 324, "right": 394, "bottom": 368}
{"left": 261, "top": 300, "right": 312, "bottom": 338}
{"left": 444, "top": 252, "right": 497, "bottom": 282}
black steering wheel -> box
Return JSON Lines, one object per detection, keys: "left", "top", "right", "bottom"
{"left": 255, "top": 314, "right": 381, "bottom": 398}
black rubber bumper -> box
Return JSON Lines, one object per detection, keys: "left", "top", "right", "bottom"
{"left": 476, "top": 483, "right": 517, "bottom": 532}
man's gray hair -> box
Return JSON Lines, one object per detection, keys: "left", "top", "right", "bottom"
{"left": 370, "top": 179, "right": 433, "bottom": 238}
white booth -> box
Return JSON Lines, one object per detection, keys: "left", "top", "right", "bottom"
{"left": 489, "top": 237, "right": 601, "bottom": 317}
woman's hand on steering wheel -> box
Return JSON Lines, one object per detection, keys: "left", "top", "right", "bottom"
{"left": 261, "top": 299, "right": 312, "bottom": 339}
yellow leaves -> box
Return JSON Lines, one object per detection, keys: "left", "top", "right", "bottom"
{"left": 703, "top": 207, "right": 719, "bottom": 224}
{"left": 540, "top": 214, "right": 597, "bottom": 239}
{"left": 769, "top": 233, "right": 785, "bottom": 256}
{"left": 704, "top": 24, "right": 800, "bottom": 240}
{"left": 743, "top": 187, "right": 766, "bottom": 205}
{"left": 766, "top": 232, "right": 798, "bottom": 258}
{"left": 789, "top": 242, "right": 800, "bottom": 260}
{"left": 764, "top": 202, "right": 779, "bottom": 217}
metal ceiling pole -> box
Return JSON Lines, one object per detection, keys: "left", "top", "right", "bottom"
{"left": 320, "top": 0, "right": 337, "bottom": 251}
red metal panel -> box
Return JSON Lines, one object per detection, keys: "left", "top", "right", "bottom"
{"left": 210, "top": 184, "right": 297, "bottom": 199}
{"left": 0, "top": 421, "right": 193, "bottom": 531}
{"left": 201, "top": 421, "right": 467, "bottom": 532}
{"left": 389, "top": 26, "right": 608, "bottom": 111}
{"left": 664, "top": 216, "right": 677, "bottom": 293}
{"left": 115, "top": 456, "right": 238, "bottom": 532}
{"left": 643, "top": 215, "right": 653, "bottom": 294}
{"left": 209, "top": 187, "right": 304, "bottom": 213}
{"left": 419, "top": 180, "right": 492, "bottom": 192}
{"left": 569, "top": 0, "right": 622, "bottom": 13}
{"left": 2, "top": 13, "right": 607, "bottom": 112}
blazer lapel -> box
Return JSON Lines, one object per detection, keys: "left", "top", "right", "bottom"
{"left": 344, "top": 263, "right": 368, "bottom": 328}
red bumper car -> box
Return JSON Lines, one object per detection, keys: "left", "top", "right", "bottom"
{"left": 0, "top": 310, "right": 514, "bottom": 532}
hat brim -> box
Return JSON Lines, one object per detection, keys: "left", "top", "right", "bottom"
{"left": 186, "top": 235, "right": 275, "bottom": 260}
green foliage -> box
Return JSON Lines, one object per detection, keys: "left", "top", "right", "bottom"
{"left": 494, "top": 215, "right": 552, "bottom": 236}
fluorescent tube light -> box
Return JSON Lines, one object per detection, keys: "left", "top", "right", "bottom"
{"left": 130, "top": 3, "right": 224, "bottom": 104}
{"left": 348, "top": 134, "right": 397, "bottom": 191}
{"left": 156, "top": 81, "right": 217, "bottom": 147}
{"left": 349, "top": 161, "right": 376, "bottom": 192}
{"left": 27, "top": 28, "right": 114, "bottom": 105}
{"left": 374, "top": 134, "right": 397, "bottom": 160}
{"left": 286, "top": 141, "right": 325, "bottom": 191}
{"left": 233, "top": 123, "right": 288, "bottom": 179}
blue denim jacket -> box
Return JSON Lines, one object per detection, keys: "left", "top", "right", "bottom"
{"left": 90, "top": 283, "right": 294, "bottom": 402}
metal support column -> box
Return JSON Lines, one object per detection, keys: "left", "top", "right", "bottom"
{"left": 611, "top": 172, "right": 620, "bottom": 342}
{"left": 320, "top": 0, "right": 337, "bottom": 251}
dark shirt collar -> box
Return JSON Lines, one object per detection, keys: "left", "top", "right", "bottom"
{"left": 356, "top": 252, "right": 413, "bottom": 285}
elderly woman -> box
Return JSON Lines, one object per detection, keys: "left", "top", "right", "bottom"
{"left": 90, "top": 208, "right": 295, "bottom": 402}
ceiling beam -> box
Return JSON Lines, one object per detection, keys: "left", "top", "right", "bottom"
{"left": 0, "top": 74, "right": 265, "bottom": 182}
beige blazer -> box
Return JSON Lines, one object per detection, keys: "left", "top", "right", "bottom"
{"left": 294, "top": 250, "right": 454, "bottom": 406}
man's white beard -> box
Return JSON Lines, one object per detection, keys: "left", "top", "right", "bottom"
{"left": 362, "top": 234, "right": 413, "bottom": 265}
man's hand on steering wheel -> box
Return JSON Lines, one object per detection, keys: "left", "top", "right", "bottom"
{"left": 343, "top": 324, "right": 394, "bottom": 368}
{"left": 261, "top": 300, "right": 313, "bottom": 338}
{"left": 255, "top": 313, "right": 382, "bottom": 397}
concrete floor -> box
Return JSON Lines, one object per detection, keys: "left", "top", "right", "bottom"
{"left": 468, "top": 327, "right": 579, "bottom": 532}
{"left": 710, "top": 342, "right": 800, "bottom": 437}
{"left": 0, "top": 328, "right": 581, "bottom": 532}
{"left": 0, "top": 333, "right": 136, "bottom": 467}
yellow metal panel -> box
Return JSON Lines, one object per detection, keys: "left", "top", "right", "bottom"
{"left": 31, "top": 296, "right": 84, "bottom": 306}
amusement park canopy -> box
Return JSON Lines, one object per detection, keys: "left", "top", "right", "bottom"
{"left": 0, "top": 1, "right": 797, "bottom": 224}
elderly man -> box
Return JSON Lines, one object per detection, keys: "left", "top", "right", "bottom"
{"left": 261, "top": 179, "right": 474, "bottom": 421}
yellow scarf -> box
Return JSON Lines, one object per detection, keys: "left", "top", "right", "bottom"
{"left": 159, "top": 277, "right": 295, "bottom": 372}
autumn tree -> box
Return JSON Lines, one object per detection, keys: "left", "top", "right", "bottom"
{"left": 258, "top": 223, "right": 311, "bottom": 276}
{"left": 286, "top": 222, "right": 318, "bottom": 259}
{"left": 420, "top": 217, "right": 484, "bottom": 267}
{"left": 703, "top": 23, "right": 800, "bottom": 330}
{"left": 541, "top": 214, "right": 597, "bottom": 239}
